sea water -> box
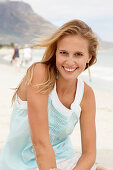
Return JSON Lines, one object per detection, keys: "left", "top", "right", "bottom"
{"left": 80, "top": 50, "right": 113, "bottom": 93}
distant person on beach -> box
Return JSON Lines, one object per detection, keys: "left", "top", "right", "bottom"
{"left": 21, "top": 44, "right": 32, "bottom": 68}
{"left": 0, "top": 20, "right": 107, "bottom": 170}
{"left": 11, "top": 44, "right": 20, "bottom": 69}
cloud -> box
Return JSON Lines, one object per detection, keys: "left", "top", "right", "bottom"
{"left": 24, "top": 0, "right": 113, "bottom": 41}
{"left": 0, "top": 0, "right": 4, "bottom": 1}
{"left": 10, "top": 0, "right": 113, "bottom": 22}
{"left": 24, "top": 0, "right": 113, "bottom": 20}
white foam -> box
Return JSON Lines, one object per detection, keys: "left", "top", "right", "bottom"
{"left": 82, "top": 66, "right": 113, "bottom": 82}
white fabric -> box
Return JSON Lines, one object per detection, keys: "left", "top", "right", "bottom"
{"left": 36, "top": 155, "right": 77, "bottom": 170}
{"left": 15, "top": 95, "right": 27, "bottom": 109}
{"left": 50, "top": 77, "right": 84, "bottom": 117}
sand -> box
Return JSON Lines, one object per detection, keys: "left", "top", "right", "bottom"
{"left": 0, "top": 60, "right": 113, "bottom": 170}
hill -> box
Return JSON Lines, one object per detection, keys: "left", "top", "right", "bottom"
{"left": 0, "top": 0, "right": 56, "bottom": 45}
{"left": 99, "top": 40, "right": 113, "bottom": 50}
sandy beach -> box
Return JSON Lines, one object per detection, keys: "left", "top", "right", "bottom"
{"left": 0, "top": 58, "right": 113, "bottom": 170}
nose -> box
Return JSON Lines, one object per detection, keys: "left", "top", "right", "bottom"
{"left": 65, "top": 54, "right": 76, "bottom": 66}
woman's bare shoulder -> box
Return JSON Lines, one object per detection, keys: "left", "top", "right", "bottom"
{"left": 84, "top": 82, "right": 95, "bottom": 97}
{"left": 31, "top": 63, "right": 47, "bottom": 84}
{"left": 81, "top": 82, "right": 95, "bottom": 108}
{"left": 17, "top": 63, "right": 47, "bottom": 101}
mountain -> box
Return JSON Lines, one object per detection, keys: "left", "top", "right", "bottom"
{"left": 99, "top": 40, "right": 113, "bottom": 50}
{"left": 0, "top": 0, "right": 57, "bottom": 45}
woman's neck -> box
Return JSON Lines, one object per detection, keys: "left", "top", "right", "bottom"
{"left": 56, "top": 76, "right": 78, "bottom": 96}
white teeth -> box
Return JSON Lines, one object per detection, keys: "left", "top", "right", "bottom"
{"left": 63, "top": 67, "right": 76, "bottom": 72}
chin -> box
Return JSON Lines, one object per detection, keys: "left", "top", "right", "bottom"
{"left": 60, "top": 74, "right": 78, "bottom": 81}
{"left": 60, "top": 70, "right": 80, "bottom": 80}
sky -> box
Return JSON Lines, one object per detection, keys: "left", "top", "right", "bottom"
{"left": 1, "top": 0, "right": 113, "bottom": 42}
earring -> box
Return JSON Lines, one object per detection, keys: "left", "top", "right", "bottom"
{"left": 56, "top": 67, "right": 58, "bottom": 79}
{"left": 87, "top": 63, "right": 92, "bottom": 82}
{"left": 56, "top": 74, "right": 58, "bottom": 79}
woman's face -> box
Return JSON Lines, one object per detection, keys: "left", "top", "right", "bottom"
{"left": 56, "top": 35, "right": 91, "bottom": 80}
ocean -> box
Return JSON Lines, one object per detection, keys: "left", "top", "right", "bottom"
{"left": 81, "top": 50, "right": 113, "bottom": 93}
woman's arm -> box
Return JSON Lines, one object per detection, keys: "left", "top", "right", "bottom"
{"left": 73, "top": 83, "right": 96, "bottom": 170}
{"left": 27, "top": 63, "right": 57, "bottom": 170}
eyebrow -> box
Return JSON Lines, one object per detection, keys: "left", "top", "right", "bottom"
{"left": 58, "top": 49, "right": 84, "bottom": 54}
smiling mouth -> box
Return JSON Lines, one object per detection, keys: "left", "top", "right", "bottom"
{"left": 62, "top": 66, "right": 78, "bottom": 72}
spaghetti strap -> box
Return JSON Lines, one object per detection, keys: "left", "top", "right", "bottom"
{"left": 74, "top": 77, "right": 84, "bottom": 105}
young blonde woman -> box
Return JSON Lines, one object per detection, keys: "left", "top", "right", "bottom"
{"left": 0, "top": 19, "right": 107, "bottom": 170}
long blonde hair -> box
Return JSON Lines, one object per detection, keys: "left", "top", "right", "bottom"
{"left": 12, "top": 19, "right": 98, "bottom": 103}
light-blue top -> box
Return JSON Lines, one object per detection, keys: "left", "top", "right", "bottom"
{"left": 0, "top": 77, "right": 84, "bottom": 170}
